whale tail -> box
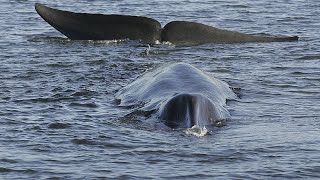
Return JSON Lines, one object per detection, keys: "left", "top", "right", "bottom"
{"left": 159, "top": 93, "right": 227, "bottom": 128}
{"left": 34, "top": 3, "right": 161, "bottom": 44}
{"left": 35, "top": 3, "right": 299, "bottom": 46}
{"left": 269, "top": 35, "right": 299, "bottom": 42}
{"left": 161, "top": 21, "right": 299, "bottom": 45}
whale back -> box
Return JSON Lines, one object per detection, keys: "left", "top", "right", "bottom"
{"left": 35, "top": 3, "right": 161, "bottom": 44}
{"left": 116, "top": 63, "right": 236, "bottom": 128}
{"left": 116, "top": 63, "right": 235, "bottom": 109}
{"left": 159, "top": 93, "right": 229, "bottom": 128}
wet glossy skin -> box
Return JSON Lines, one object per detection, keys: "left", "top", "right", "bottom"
{"left": 35, "top": 3, "right": 298, "bottom": 46}
{"left": 116, "top": 63, "right": 236, "bottom": 128}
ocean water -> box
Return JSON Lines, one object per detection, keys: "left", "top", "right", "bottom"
{"left": 1, "top": 0, "right": 320, "bottom": 179}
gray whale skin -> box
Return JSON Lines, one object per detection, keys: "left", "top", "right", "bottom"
{"left": 116, "top": 63, "right": 236, "bottom": 128}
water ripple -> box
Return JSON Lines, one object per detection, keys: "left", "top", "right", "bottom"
{"left": 1, "top": 0, "right": 319, "bottom": 179}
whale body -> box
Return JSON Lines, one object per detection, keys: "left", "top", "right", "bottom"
{"left": 35, "top": 3, "right": 298, "bottom": 46}
{"left": 116, "top": 63, "right": 236, "bottom": 128}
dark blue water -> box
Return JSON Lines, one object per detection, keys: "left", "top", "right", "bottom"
{"left": 1, "top": 0, "right": 320, "bottom": 179}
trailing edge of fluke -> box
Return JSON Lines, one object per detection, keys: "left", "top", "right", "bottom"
{"left": 35, "top": 3, "right": 299, "bottom": 46}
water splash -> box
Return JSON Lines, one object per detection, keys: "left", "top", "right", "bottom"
{"left": 184, "top": 125, "right": 209, "bottom": 137}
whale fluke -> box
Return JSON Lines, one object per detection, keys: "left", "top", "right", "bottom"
{"left": 161, "top": 21, "right": 299, "bottom": 46}
{"left": 34, "top": 3, "right": 161, "bottom": 44}
{"left": 35, "top": 3, "right": 299, "bottom": 46}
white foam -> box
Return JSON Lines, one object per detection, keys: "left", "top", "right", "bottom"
{"left": 85, "top": 39, "right": 128, "bottom": 44}
{"left": 161, "top": 41, "right": 175, "bottom": 46}
{"left": 184, "top": 125, "right": 208, "bottom": 137}
{"left": 154, "top": 40, "right": 161, "bottom": 45}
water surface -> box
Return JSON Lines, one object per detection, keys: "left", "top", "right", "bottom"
{"left": 1, "top": 0, "right": 320, "bottom": 179}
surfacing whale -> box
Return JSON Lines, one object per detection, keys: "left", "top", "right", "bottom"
{"left": 35, "top": 3, "right": 298, "bottom": 46}
{"left": 115, "top": 63, "right": 236, "bottom": 129}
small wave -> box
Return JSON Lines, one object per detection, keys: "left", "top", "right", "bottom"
{"left": 298, "top": 55, "right": 320, "bottom": 61}
{"left": 48, "top": 122, "right": 70, "bottom": 129}
{"left": 85, "top": 39, "right": 128, "bottom": 44}
{"left": 0, "top": 167, "right": 13, "bottom": 173}
{"left": 71, "top": 89, "right": 98, "bottom": 97}
{"left": 71, "top": 138, "right": 97, "bottom": 145}
{"left": 222, "top": 4, "right": 250, "bottom": 8}
{"left": 1, "top": 158, "right": 17, "bottom": 164}
{"left": 45, "top": 62, "right": 72, "bottom": 68}
{"left": 69, "top": 102, "right": 98, "bottom": 108}
{"left": 184, "top": 125, "right": 209, "bottom": 137}
{"left": 28, "top": 35, "right": 70, "bottom": 43}
{"left": 13, "top": 97, "right": 74, "bottom": 103}
{"left": 0, "top": 167, "right": 36, "bottom": 174}
{"left": 29, "top": 35, "right": 129, "bottom": 45}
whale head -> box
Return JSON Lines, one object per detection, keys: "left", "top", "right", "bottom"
{"left": 159, "top": 93, "right": 227, "bottom": 128}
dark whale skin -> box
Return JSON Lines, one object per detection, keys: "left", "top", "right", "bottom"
{"left": 35, "top": 3, "right": 161, "bottom": 44}
{"left": 35, "top": 3, "right": 299, "bottom": 46}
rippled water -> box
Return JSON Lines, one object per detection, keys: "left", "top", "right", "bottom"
{"left": 1, "top": 0, "right": 320, "bottom": 179}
